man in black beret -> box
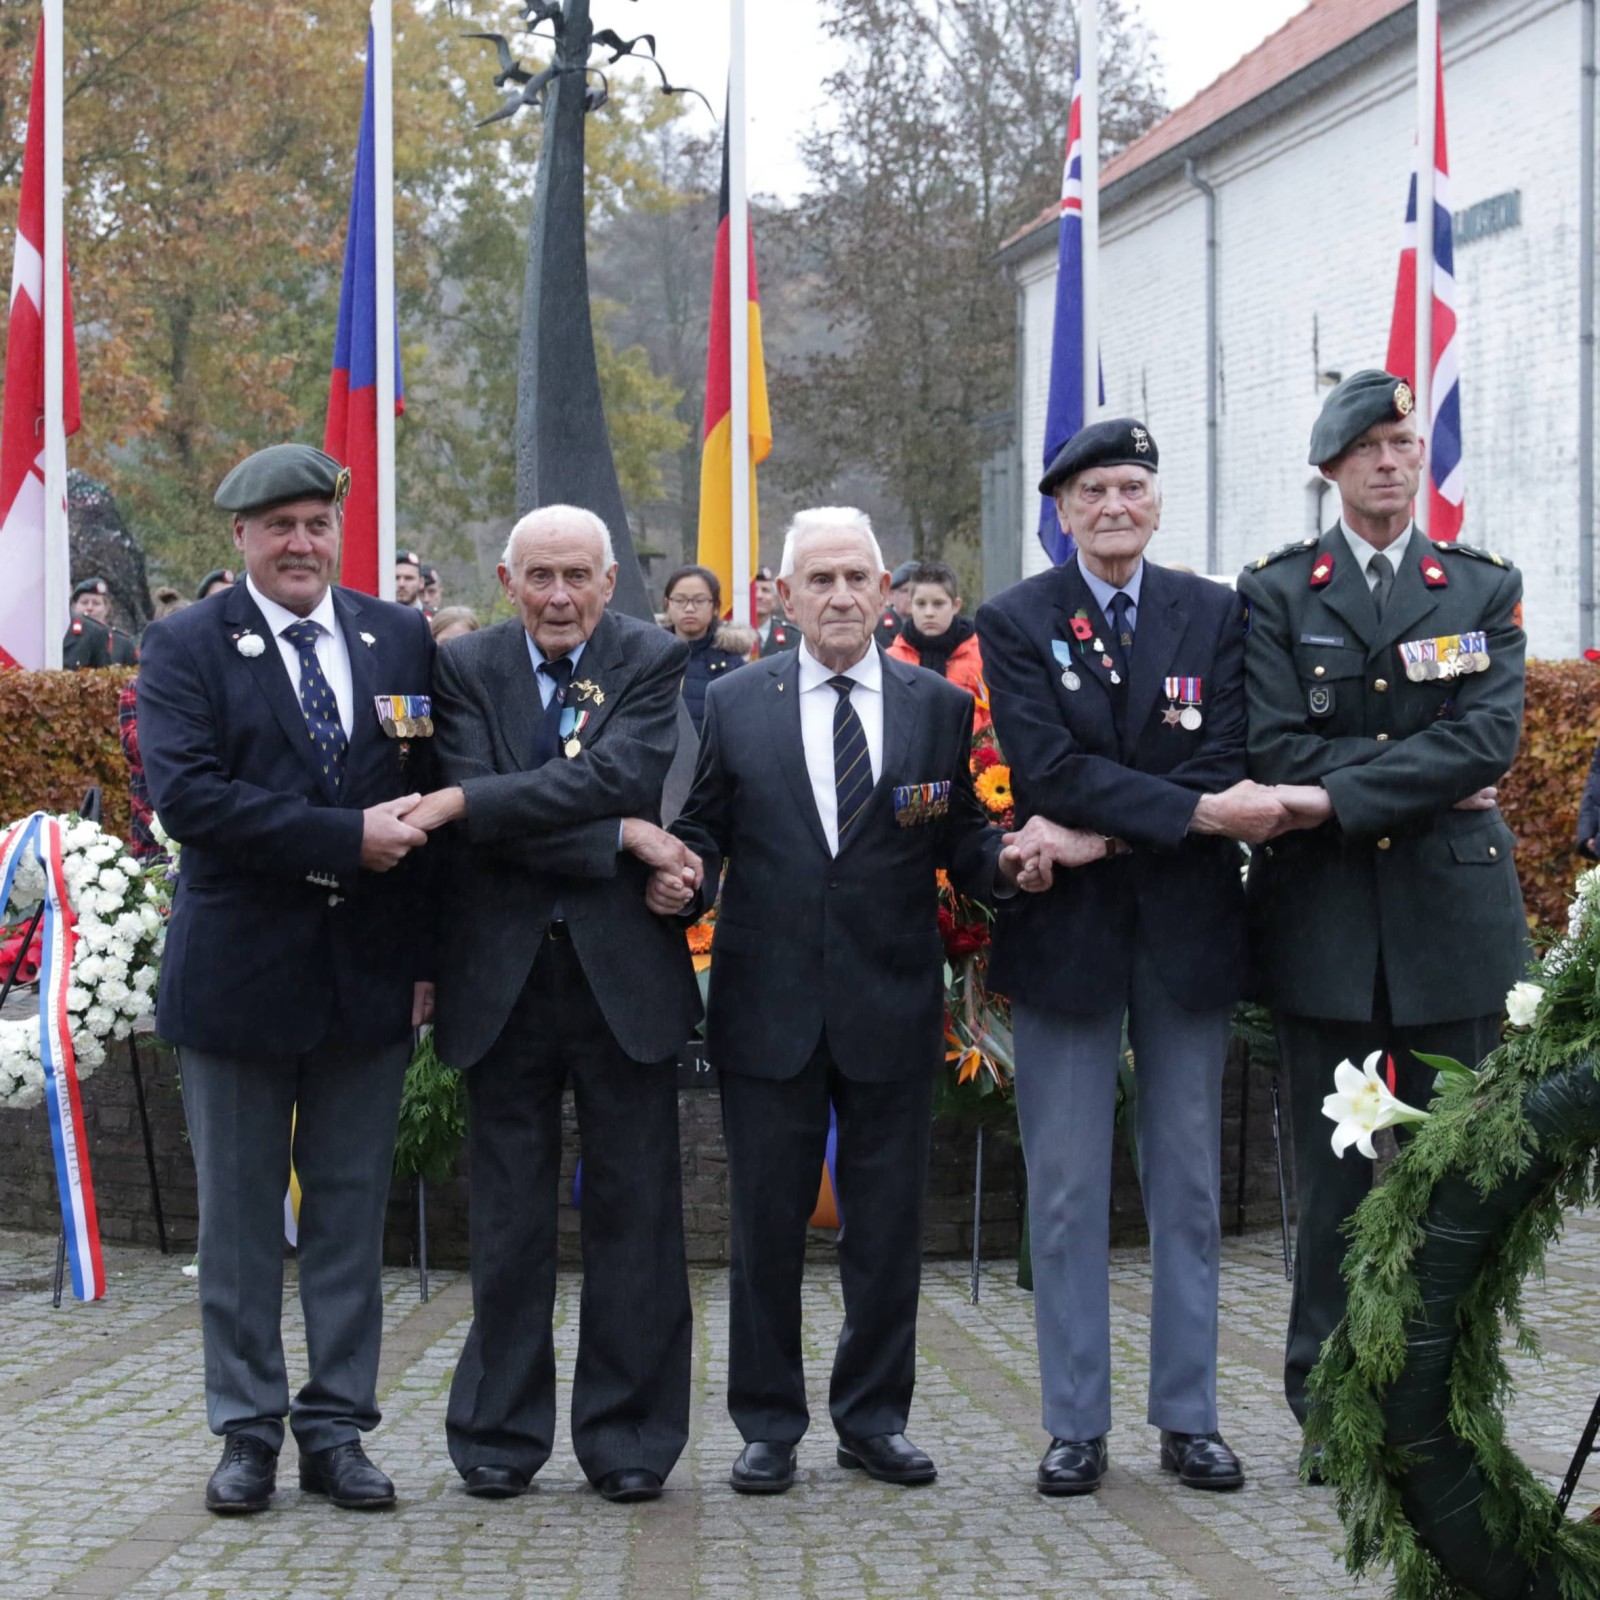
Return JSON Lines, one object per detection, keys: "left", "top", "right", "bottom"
{"left": 138, "top": 441, "right": 440, "bottom": 1516}
{"left": 63, "top": 576, "right": 139, "bottom": 667}
{"left": 873, "top": 558, "right": 916, "bottom": 647}
{"left": 1236, "top": 370, "right": 1528, "bottom": 1476}
{"left": 977, "top": 416, "right": 1280, "bottom": 1497}
{"left": 394, "top": 549, "right": 425, "bottom": 610}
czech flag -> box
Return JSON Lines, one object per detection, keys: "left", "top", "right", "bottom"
{"left": 326, "top": 27, "right": 403, "bottom": 596}
{"left": 0, "top": 20, "right": 80, "bottom": 669}
{"left": 1385, "top": 31, "right": 1462, "bottom": 540}
{"left": 695, "top": 112, "right": 771, "bottom": 620}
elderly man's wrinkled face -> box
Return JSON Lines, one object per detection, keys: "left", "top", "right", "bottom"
{"left": 235, "top": 499, "right": 340, "bottom": 617}
{"left": 500, "top": 521, "right": 617, "bottom": 659}
{"left": 778, "top": 528, "right": 888, "bottom": 670}
{"left": 1321, "top": 420, "right": 1424, "bottom": 527}
{"left": 72, "top": 591, "right": 108, "bottom": 623}
{"left": 1059, "top": 466, "right": 1161, "bottom": 573}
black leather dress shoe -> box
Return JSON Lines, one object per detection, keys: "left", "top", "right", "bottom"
{"left": 463, "top": 1464, "right": 531, "bottom": 1499}
{"left": 205, "top": 1434, "right": 277, "bottom": 1514}
{"left": 596, "top": 1467, "right": 663, "bottom": 1503}
{"left": 731, "top": 1442, "right": 797, "bottom": 1494}
{"left": 297, "top": 1440, "right": 396, "bottom": 1509}
{"left": 835, "top": 1431, "right": 937, "bottom": 1485}
{"left": 1037, "top": 1436, "right": 1107, "bottom": 1496}
{"left": 1159, "top": 1430, "right": 1245, "bottom": 1490}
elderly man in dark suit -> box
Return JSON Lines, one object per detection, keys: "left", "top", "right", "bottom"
{"left": 977, "top": 419, "right": 1286, "bottom": 1498}
{"left": 404, "top": 504, "right": 702, "bottom": 1506}
{"left": 138, "top": 444, "right": 437, "bottom": 1515}
{"left": 665, "top": 506, "right": 1023, "bottom": 1496}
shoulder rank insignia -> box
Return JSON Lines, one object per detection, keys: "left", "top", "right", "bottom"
{"left": 1435, "top": 539, "right": 1507, "bottom": 568}
{"left": 1253, "top": 537, "right": 1317, "bottom": 572}
{"left": 1419, "top": 553, "right": 1448, "bottom": 587}
{"left": 1309, "top": 551, "right": 1335, "bottom": 588}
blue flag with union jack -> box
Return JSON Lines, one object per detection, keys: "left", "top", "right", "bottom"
{"left": 1038, "top": 69, "right": 1103, "bottom": 565}
{"left": 1385, "top": 32, "right": 1462, "bottom": 540}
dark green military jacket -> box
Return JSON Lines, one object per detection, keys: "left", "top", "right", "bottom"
{"left": 1237, "top": 525, "right": 1528, "bottom": 1025}
{"left": 62, "top": 614, "right": 138, "bottom": 669}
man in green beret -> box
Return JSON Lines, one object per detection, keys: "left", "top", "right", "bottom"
{"left": 1236, "top": 370, "right": 1528, "bottom": 1475}
{"left": 138, "top": 441, "right": 440, "bottom": 1516}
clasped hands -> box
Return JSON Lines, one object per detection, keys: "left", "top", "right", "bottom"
{"left": 359, "top": 788, "right": 465, "bottom": 871}
{"left": 1189, "top": 778, "right": 1500, "bottom": 846}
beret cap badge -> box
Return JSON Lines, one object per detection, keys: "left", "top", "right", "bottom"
{"left": 1393, "top": 381, "right": 1415, "bottom": 417}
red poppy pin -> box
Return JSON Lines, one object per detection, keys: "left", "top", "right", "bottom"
{"left": 1309, "top": 553, "right": 1334, "bottom": 588}
{"left": 1069, "top": 612, "right": 1094, "bottom": 641}
{"left": 1420, "top": 555, "right": 1448, "bottom": 588}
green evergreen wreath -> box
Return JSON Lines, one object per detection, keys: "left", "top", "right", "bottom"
{"left": 1309, "top": 871, "right": 1600, "bottom": 1600}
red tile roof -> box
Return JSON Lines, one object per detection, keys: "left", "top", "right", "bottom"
{"left": 999, "top": 0, "right": 1411, "bottom": 255}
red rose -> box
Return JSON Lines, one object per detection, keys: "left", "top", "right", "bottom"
{"left": 971, "top": 745, "right": 1001, "bottom": 773}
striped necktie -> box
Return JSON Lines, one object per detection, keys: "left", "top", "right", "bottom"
{"left": 829, "top": 674, "right": 874, "bottom": 849}
{"left": 281, "top": 619, "right": 347, "bottom": 791}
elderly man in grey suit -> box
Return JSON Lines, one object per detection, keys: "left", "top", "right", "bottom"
{"left": 663, "top": 507, "right": 1030, "bottom": 1496}
{"left": 405, "top": 504, "right": 703, "bottom": 1505}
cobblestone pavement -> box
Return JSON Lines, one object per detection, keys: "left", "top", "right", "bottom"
{"left": 2, "top": 1220, "right": 1598, "bottom": 1600}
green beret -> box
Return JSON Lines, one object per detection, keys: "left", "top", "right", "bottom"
{"left": 195, "top": 567, "right": 236, "bottom": 600}
{"left": 1040, "top": 417, "right": 1159, "bottom": 496}
{"left": 1309, "top": 369, "right": 1416, "bottom": 465}
{"left": 214, "top": 444, "right": 350, "bottom": 516}
{"left": 70, "top": 576, "right": 108, "bottom": 601}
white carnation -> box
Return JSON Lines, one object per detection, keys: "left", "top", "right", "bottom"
{"left": 98, "top": 866, "right": 128, "bottom": 896}
{"left": 120, "top": 990, "right": 145, "bottom": 1017}
{"left": 99, "top": 978, "right": 130, "bottom": 1008}
{"left": 64, "top": 985, "right": 92, "bottom": 1014}
{"left": 75, "top": 1034, "right": 105, "bottom": 1070}
{"left": 132, "top": 965, "right": 157, "bottom": 993}
{"left": 139, "top": 906, "right": 160, "bottom": 935}
{"left": 86, "top": 842, "right": 117, "bottom": 865}
{"left": 1505, "top": 982, "right": 1545, "bottom": 1029}
{"left": 84, "top": 1005, "right": 115, "bottom": 1036}
{"left": 113, "top": 911, "right": 141, "bottom": 938}
{"left": 73, "top": 954, "right": 104, "bottom": 986}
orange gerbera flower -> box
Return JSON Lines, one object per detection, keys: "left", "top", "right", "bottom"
{"left": 686, "top": 923, "right": 715, "bottom": 955}
{"left": 974, "top": 765, "right": 1013, "bottom": 814}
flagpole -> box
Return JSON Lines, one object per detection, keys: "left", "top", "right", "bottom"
{"left": 1080, "top": 4, "right": 1100, "bottom": 426}
{"left": 728, "top": 0, "right": 753, "bottom": 621}
{"left": 372, "top": 0, "right": 397, "bottom": 603}
{"left": 42, "top": 0, "right": 65, "bottom": 669}
{"left": 1415, "top": 0, "right": 1436, "bottom": 537}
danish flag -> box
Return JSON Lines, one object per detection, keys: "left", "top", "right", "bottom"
{"left": 1385, "top": 32, "right": 1462, "bottom": 541}
{"left": 0, "top": 20, "right": 81, "bottom": 669}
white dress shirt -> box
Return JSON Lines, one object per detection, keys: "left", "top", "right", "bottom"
{"left": 247, "top": 576, "right": 354, "bottom": 737}
{"left": 1340, "top": 520, "right": 1413, "bottom": 592}
{"left": 798, "top": 640, "right": 883, "bottom": 856}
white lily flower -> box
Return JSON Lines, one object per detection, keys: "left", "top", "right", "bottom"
{"left": 1323, "top": 1051, "right": 1431, "bottom": 1159}
{"left": 1505, "top": 982, "right": 1545, "bottom": 1029}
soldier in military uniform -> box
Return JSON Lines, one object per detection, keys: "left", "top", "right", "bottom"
{"left": 1236, "top": 370, "right": 1528, "bottom": 1468}
{"left": 873, "top": 560, "right": 915, "bottom": 647}
{"left": 63, "top": 577, "right": 138, "bottom": 667}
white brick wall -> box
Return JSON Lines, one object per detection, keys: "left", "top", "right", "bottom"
{"left": 1014, "top": 0, "right": 1585, "bottom": 656}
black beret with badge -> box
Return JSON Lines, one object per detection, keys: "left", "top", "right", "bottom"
{"left": 71, "top": 576, "right": 109, "bottom": 601}
{"left": 1308, "top": 368, "right": 1416, "bottom": 466}
{"left": 890, "top": 560, "right": 919, "bottom": 588}
{"left": 397, "top": 549, "right": 423, "bottom": 570}
{"left": 214, "top": 443, "right": 351, "bottom": 516}
{"left": 1039, "top": 416, "right": 1159, "bottom": 497}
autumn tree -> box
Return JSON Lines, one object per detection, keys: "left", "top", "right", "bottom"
{"left": 0, "top": 0, "right": 686, "bottom": 592}
{"left": 773, "top": 0, "right": 1164, "bottom": 565}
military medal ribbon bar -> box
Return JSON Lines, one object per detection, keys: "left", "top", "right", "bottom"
{"left": 893, "top": 780, "right": 951, "bottom": 827}
{"left": 1161, "top": 676, "right": 1203, "bottom": 729}
{"left": 374, "top": 694, "right": 433, "bottom": 738}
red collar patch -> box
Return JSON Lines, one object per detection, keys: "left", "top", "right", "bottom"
{"left": 1309, "top": 553, "right": 1335, "bottom": 588}
{"left": 1420, "top": 554, "right": 1448, "bottom": 587}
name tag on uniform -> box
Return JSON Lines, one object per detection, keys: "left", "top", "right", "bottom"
{"left": 375, "top": 694, "right": 433, "bottom": 737}
{"left": 1398, "top": 632, "right": 1489, "bottom": 682}
{"left": 893, "top": 781, "right": 950, "bottom": 827}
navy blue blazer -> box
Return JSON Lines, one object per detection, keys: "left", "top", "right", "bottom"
{"left": 138, "top": 581, "right": 436, "bottom": 1055}
{"left": 975, "top": 557, "right": 1250, "bottom": 1014}
{"left": 672, "top": 648, "right": 1003, "bottom": 1083}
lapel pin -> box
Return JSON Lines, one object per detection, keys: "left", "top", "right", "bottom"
{"left": 360, "top": 631, "right": 377, "bottom": 647}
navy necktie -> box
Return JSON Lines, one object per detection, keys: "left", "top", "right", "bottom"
{"left": 1109, "top": 591, "right": 1135, "bottom": 657}
{"left": 281, "top": 619, "right": 347, "bottom": 792}
{"left": 532, "top": 655, "right": 575, "bottom": 767}
{"left": 829, "top": 675, "right": 874, "bottom": 849}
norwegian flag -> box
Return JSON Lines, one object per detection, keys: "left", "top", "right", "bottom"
{"left": 0, "top": 20, "right": 80, "bottom": 670}
{"left": 1385, "top": 33, "right": 1462, "bottom": 540}
{"left": 1038, "top": 68, "right": 1103, "bottom": 565}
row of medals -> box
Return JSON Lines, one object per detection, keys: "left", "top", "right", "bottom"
{"left": 392, "top": 714, "right": 434, "bottom": 737}
{"left": 1404, "top": 650, "right": 1487, "bottom": 682}
{"left": 1059, "top": 634, "right": 1200, "bottom": 727}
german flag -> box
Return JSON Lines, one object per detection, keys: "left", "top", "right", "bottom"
{"left": 696, "top": 120, "right": 771, "bottom": 616}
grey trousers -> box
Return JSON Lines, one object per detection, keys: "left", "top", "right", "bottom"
{"left": 1014, "top": 944, "right": 1230, "bottom": 1442}
{"left": 178, "top": 1029, "right": 411, "bottom": 1455}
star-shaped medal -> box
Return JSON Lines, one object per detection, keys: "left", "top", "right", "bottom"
{"left": 1162, "top": 706, "right": 1183, "bottom": 726}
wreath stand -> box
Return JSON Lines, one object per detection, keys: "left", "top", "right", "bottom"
{"left": 0, "top": 789, "right": 168, "bottom": 1307}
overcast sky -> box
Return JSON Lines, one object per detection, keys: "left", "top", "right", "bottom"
{"left": 618, "top": 0, "right": 1309, "bottom": 199}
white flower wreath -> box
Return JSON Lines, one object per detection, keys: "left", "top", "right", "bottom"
{"left": 0, "top": 814, "right": 171, "bottom": 1110}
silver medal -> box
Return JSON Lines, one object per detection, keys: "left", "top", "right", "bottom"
{"left": 1062, "top": 668, "right": 1081, "bottom": 691}
{"left": 1180, "top": 706, "right": 1202, "bottom": 731}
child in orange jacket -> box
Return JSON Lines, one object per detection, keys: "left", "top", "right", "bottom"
{"left": 886, "top": 559, "right": 991, "bottom": 732}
